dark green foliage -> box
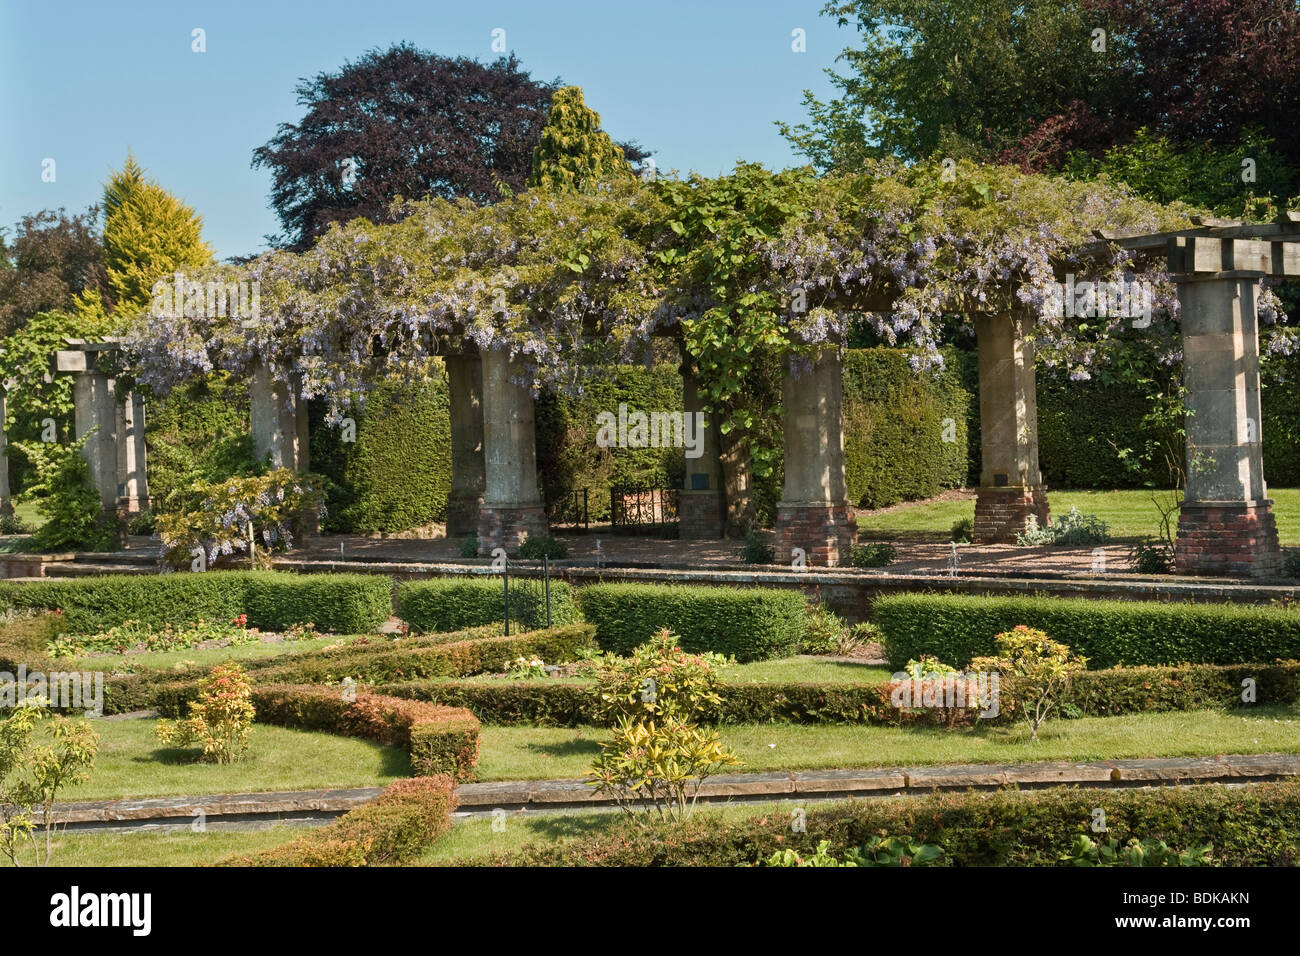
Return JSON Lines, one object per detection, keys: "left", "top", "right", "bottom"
{"left": 9, "top": 571, "right": 391, "bottom": 635}
{"left": 1128, "top": 539, "right": 1175, "bottom": 574}
{"left": 474, "top": 781, "right": 1300, "bottom": 866}
{"left": 309, "top": 371, "right": 452, "bottom": 533}
{"left": 379, "top": 660, "right": 1300, "bottom": 726}
{"left": 740, "top": 531, "right": 774, "bottom": 564}
{"left": 576, "top": 582, "right": 806, "bottom": 662}
{"left": 876, "top": 592, "right": 1300, "bottom": 670}
{"left": 146, "top": 372, "right": 261, "bottom": 512}
{"left": 396, "top": 577, "right": 580, "bottom": 634}
{"left": 849, "top": 541, "right": 896, "bottom": 567}
{"left": 534, "top": 363, "right": 684, "bottom": 522}
{"left": 240, "top": 572, "right": 393, "bottom": 633}
{"left": 840, "top": 348, "right": 973, "bottom": 508}
{"left": 517, "top": 533, "right": 568, "bottom": 560}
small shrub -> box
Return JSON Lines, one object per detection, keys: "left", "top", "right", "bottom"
{"left": 1284, "top": 551, "right": 1300, "bottom": 579}
{"left": 506, "top": 656, "right": 548, "bottom": 679}
{"left": 0, "top": 513, "right": 33, "bottom": 535}
{"left": 1061, "top": 834, "right": 1212, "bottom": 867}
{"left": 155, "top": 663, "right": 255, "bottom": 763}
{"left": 950, "top": 518, "right": 974, "bottom": 543}
{"left": 970, "top": 626, "right": 1087, "bottom": 739}
{"left": 849, "top": 541, "right": 896, "bottom": 568}
{"left": 588, "top": 714, "right": 740, "bottom": 826}
{"left": 762, "top": 836, "right": 946, "bottom": 867}
{"left": 458, "top": 535, "right": 480, "bottom": 558}
{"left": 588, "top": 629, "right": 729, "bottom": 725}
{"left": 801, "top": 604, "right": 876, "bottom": 656}
{"left": 517, "top": 533, "right": 568, "bottom": 560}
{"left": 1128, "top": 538, "right": 1174, "bottom": 574}
{"left": 740, "top": 530, "right": 774, "bottom": 564}
{"left": 0, "top": 699, "right": 98, "bottom": 866}
{"left": 1016, "top": 507, "right": 1111, "bottom": 546}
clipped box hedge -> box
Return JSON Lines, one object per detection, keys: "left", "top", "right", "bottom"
{"left": 875, "top": 592, "right": 1300, "bottom": 669}
{"left": 249, "top": 685, "right": 481, "bottom": 780}
{"left": 397, "top": 577, "right": 580, "bottom": 634}
{"left": 472, "top": 780, "right": 1300, "bottom": 867}
{"left": 6, "top": 571, "right": 392, "bottom": 635}
{"left": 221, "top": 775, "right": 457, "bottom": 867}
{"left": 240, "top": 572, "right": 393, "bottom": 633}
{"left": 379, "top": 660, "right": 1300, "bottom": 726}
{"left": 576, "top": 582, "right": 806, "bottom": 662}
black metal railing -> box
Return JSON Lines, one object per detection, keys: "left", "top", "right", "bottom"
{"left": 545, "top": 488, "right": 589, "bottom": 529}
{"left": 609, "top": 482, "right": 679, "bottom": 534}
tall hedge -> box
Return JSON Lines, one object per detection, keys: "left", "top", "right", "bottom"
{"left": 875, "top": 592, "right": 1300, "bottom": 669}
{"left": 839, "top": 348, "right": 974, "bottom": 508}
{"left": 396, "top": 577, "right": 581, "bottom": 634}
{"left": 310, "top": 368, "right": 452, "bottom": 533}
{"left": 240, "top": 572, "right": 393, "bottom": 633}
{"left": 534, "top": 363, "right": 685, "bottom": 522}
{"left": 576, "top": 582, "right": 806, "bottom": 661}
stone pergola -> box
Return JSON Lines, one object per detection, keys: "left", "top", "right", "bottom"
{"left": 52, "top": 340, "right": 149, "bottom": 514}
{"left": 1073, "top": 213, "right": 1300, "bottom": 577}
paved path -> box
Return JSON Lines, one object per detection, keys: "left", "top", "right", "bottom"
{"left": 51, "top": 753, "right": 1300, "bottom": 832}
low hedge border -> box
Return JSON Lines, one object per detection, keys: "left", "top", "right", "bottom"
{"left": 396, "top": 577, "right": 580, "bottom": 634}
{"left": 244, "top": 685, "right": 481, "bottom": 780}
{"left": 5, "top": 571, "right": 393, "bottom": 635}
{"left": 876, "top": 592, "right": 1300, "bottom": 669}
{"left": 576, "top": 582, "right": 807, "bottom": 662}
{"left": 101, "top": 624, "right": 596, "bottom": 716}
{"left": 378, "top": 661, "right": 1300, "bottom": 726}
{"left": 220, "top": 775, "right": 457, "bottom": 867}
{"left": 468, "top": 779, "right": 1300, "bottom": 866}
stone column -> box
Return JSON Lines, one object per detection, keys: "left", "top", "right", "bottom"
{"left": 972, "top": 309, "right": 1049, "bottom": 543}
{"left": 64, "top": 360, "right": 120, "bottom": 511}
{"left": 0, "top": 390, "right": 11, "bottom": 517}
{"left": 678, "top": 363, "right": 725, "bottom": 539}
{"left": 774, "top": 348, "right": 857, "bottom": 566}
{"left": 115, "top": 390, "right": 148, "bottom": 512}
{"left": 250, "top": 362, "right": 308, "bottom": 471}
{"left": 445, "top": 354, "right": 486, "bottom": 538}
{"left": 1174, "top": 276, "right": 1281, "bottom": 577}
{"left": 477, "top": 348, "right": 547, "bottom": 552}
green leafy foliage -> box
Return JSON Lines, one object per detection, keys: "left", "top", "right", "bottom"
{"left": 587, "top": 629, "right": 730, "bottom": 725}
{"left": 762, "top": 836, "right": 946, "bottom": 866}
{"left": 849, "top": 541, "right": 897, "bottom": 567}
{"left": 1062, "top": 833, "right": 1213, "bottom": 867}
{"left": 970, "top": 626, "right": 1087, "bottom": 738}
{"left": 577, "top": 582, "right": 807, "bottom": 662}
{"left": 11, "top": 434, "right": 119, "bottom": 552}
{"left": 155, "top": 662, "right": 255, "bottom": 763}
{"left": 517, "top": 533, "right": 568, "bottom": 560}
{"left": 396, "top": 578, "right": 580, "bottom": 634}
{"left": 1015, "top": 507, "right": 1111, "bottom": 546}
{"left": 0, "top": 699, "right": 98, "bottom": 866}
{"left": 874, "top": 593, "right": 1300, "bottom": 670}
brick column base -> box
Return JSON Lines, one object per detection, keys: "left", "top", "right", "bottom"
{"left": 1174, "top": 500, "right": 1282, "bottom": 578}
{"left": 478, "top": 505, "right": 547, "bottom": 555}
{"left": 679, "top": 490, "right": 725, "bottom": 539}
{"left": 974, "top": 487, "right": 1050, "bottom": 544}
{"left": 446, "top": 492, "right": 483, "bottom": 539}
{"left": 775, "top": 503, "right": 857, "bottom": 567}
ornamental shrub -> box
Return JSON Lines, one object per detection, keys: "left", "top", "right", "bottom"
{"left": 155, "top": 662, "right": 255, "bottom": 763}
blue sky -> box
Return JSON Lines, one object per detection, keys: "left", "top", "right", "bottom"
{"left": 0, "top": 0, "right": 854, "bottom": 258}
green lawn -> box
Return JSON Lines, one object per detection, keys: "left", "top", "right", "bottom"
{"left": 4, "top": 826, "right": 300, "bottom": 868}
{"left": 56, "top": 717, "right": 410, "bottom": 801}
{"left": 476, "top": 705, "right": 1300, "bottom": 780}
{"left": 70, "top": 634, "right": 364, "bottom": 673}
{"left": 858, "top": 488, "right": 1300, "bottom": 545}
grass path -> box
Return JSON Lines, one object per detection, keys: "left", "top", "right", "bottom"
{"left": 857, "top": 488, "right": 1300, "bottom": 545}
{"left": 477, "top": 705, "right": 1300, "bottom": 780}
